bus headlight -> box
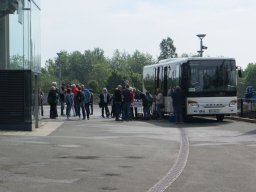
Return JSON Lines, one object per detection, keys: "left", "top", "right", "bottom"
{"left": 229, "top": 100, "right": 237, "bottom": 107}
{"left": 188, "top": 100, "right": 199, "bottom": 108}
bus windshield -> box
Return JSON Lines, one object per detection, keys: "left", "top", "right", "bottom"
{"left": 185, "top": 60, "right": 237, "bottom": 96}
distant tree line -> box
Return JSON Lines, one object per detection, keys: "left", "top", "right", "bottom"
{"left": 40, "top": 36, "right": 255, "bottom": 97}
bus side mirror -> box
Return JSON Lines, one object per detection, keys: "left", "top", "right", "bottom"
{"left": 236, "top": 66, "right": 242, "bottom": 78}
{"left": 238, "top": 69, "right": 242, "bottom": 78}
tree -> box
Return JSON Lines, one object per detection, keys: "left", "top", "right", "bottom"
{"left": 158, "top": 37, "right": 177, "bottom": 61}
{"left": 9, "top": 54, "right": 23, "bottom": 69}
{"left": 106, "top": 70, "right": 124, "bottom": 93}
{"left": 243, "top": 63, "right": 256, "bottom": 92}
{"left": 87, "top": 80, "right": 100, "bottom": 93}
{"left": 40, "top": 48, "right": 155, "bottom": 94}
{"left": 40, "top": 67, "right": 56, "bottom": 92}
{"left": 236, "top": 63, "right": 256, "bottom": 97}
{"left": 128, "top": 50, "right": 155, "bottom": 74}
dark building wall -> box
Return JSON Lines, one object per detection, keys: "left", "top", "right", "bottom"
{"left": 0, "top": 70, "right": 32, "bottom": 131}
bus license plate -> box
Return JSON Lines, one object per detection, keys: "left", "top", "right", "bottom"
{"left": 209, "top": 109, "right": 220, "bottom": 113}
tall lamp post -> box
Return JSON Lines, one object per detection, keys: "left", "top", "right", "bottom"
{"left": 196, "top": 34, "right": 207, "bottom": 57}
{"left": 57, "top": 52, "right": 62, "bottom": 87}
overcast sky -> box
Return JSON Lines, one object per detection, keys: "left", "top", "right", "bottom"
{"left": 41, "top": 0, "right": 256, "bottom": 69}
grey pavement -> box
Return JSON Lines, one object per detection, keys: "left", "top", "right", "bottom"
{"left": 0, "top": 105, "right": 256, "bottom": 192}
{"left": 0, "top": 106, "right": 181, "bottom": 192}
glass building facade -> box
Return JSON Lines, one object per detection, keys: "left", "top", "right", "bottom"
{"left": 0, "top": 0, "right": 41, "bottom": 130}
{"left": 8, "top": 0, "right": 40, "bottom": 72}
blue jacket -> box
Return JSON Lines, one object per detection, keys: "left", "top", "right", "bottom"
{"left": 83, "top": 88, "right": 91, "bottom": 104}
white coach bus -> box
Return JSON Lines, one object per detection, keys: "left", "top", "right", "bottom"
{"left": 143, "top": 57, "right": 241, "bottom": 121}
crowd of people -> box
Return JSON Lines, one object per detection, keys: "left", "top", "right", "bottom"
{"left": 42, "top": 82, "right": 156, "bottom": 121}
{"left": 40, "top": 81, "right": 185, "bottom": 123}
{"left": 45, "top": 82, "right": 93, "bottom": 120}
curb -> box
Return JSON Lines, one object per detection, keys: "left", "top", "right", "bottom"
{"left": 226, "top": 116, "right": 256, "bottom": 123}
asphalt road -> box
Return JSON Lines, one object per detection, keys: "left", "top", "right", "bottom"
{"left": 0, "top": 106, "right": 255, "bottom": 192}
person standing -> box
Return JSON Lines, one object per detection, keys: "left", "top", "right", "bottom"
{"left": 82, "top": 84, "right": 91, "bottom": 120}
{"left": 122, "top": 85, "right": 132, "bottom": 121}
{"left": 47, "top": 85, "right": 58, "bottom": 119}
{"left": 155, "top": 88, "right": 164, "bottom": 119}
{"left": 89, "top": 89, "right": 94, "bottom": 115}
{"left": 71, "top": 84, "right": 79, "bottom": 116}
{"left": 114, "top": 85, "right": 122, "bottom": 121}
{"left": 171, "top": 86, "right": 186, "bottom": 123}
{"left": 76, "top": 87, "right": 85, "bottom": 119}
{"left": 39, "top": 88, "right": 44, "bottom": 116}
{"left": 65, "top": 88, "right": 73, "bottom": 119}
{"left": 146, "top": 91, "right": 153, "bottom": 118}
{"left": 59, "top": 85, "right": 66, "bottom": 116}
{"left": 140, "top": 91, "right": 149, "bottom": 120}
{"left": 99, "top": 88, "right": 110, "bottom": 118}
{"left": 51, "top": 82, "right": 59, "bottom": 117}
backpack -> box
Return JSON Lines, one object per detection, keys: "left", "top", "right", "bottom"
{"left": 76, "top": 91, "right": 84, "bottom": 103}
{"left": 65, "top": 94, "right": 73, "bottom": 105}
{"left": 128, "top": 91, "right": 134, "bottom": 102}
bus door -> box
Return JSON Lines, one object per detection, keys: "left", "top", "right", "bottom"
{"left": 155, "top": 66, "right": 164, "bottom": 93}
{"left": 164, "top": 66, "right": 173, "bottom": 113}
{"left": 154, "top": 67, "right": 158, "bottom": 94}
{"left": 163, "top": 66, "right": 168, "bottom": 96}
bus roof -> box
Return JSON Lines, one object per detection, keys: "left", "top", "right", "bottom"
{"left": 144, "top": 57, "right": 235, "bottom": 69}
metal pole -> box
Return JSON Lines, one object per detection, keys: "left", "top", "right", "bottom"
{"left": 59, "top": 62, "right": 61, "bottom": 87}
{"left": 240, "top": 98, "right": 243, "bottom": 117}
{"left": 196, "top": 34, "right": 206, "bottom": 57}
{"left": 57, "top": 52, "right": 62, "bottom": 87}
{"left": 200, "top": 39, "right": 203, "bottom": 57}
{"left": 35, "top": 74, "right": 39, "bottom": 128}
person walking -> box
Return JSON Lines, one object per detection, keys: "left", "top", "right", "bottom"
{"left": 171, "top": 86, "right": 186, "bottom": 123}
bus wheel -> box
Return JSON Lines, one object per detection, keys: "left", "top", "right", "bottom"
{"left": 216, "top": 115, "right": 224, "bottom": 122}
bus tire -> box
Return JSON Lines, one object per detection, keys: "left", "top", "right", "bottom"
{"left": 216, "top": 115, "right": 224, "bottom": 122}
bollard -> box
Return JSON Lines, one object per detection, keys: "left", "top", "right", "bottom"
{"left": 240, "top": 98, "right": 243, "bottom": 117}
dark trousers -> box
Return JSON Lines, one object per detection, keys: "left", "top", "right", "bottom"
{"left": 89, "top": 103, "right": 93, "bottom": 115}
{"left": 174, "top": 105, "right": 183, "bottom": 123}
{"left": 77, "top": 103, "right": 85, "bottom": 119}
{"left": 101, "top": 103, "right": 110, "bottom": 117}
{"left": 74, "top": 101, "right": 78, "bottom": 116}
{"left": 143, "top": 105, "right": 150, "bottom": 119}
{"left": 114, "top": 101, "right": 122, "bottom": 120}
{"left": 60, "top": 101, "right": 65, "bottom": 115}
{"left": 122, "top": 102, "right": 131, "bottom": 121}
{"left": 50, "top": 103, "right": 57, "bottom": 118}
{"left": 66, "top": 104, "right": 72, "bottom": 117}
{"left": 85, "top": 103, "right": 90, "bottom": 119}
{"left": 40, "top": 102, "right": 44, "bottom": 116}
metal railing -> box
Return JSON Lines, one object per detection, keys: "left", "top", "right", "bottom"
{"left": 238, "top": 98, "right": 256, "bottom": 118}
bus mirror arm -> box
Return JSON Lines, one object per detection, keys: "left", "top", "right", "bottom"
{"left": 236, "top": 66, "right": 242, "bottom": 78}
